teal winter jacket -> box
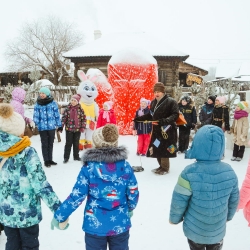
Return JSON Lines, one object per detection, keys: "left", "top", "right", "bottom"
{"left": 0, "top": 131, "right": 61, "bottom": 228}
{"left": 169, "top": 125, "right": 239, "bottom": 244}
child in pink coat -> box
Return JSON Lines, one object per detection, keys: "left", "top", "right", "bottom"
{"left": 96, "top": 101, "right": 116, "bottom": 128}
{"left": 238, "top": 158, "right": 250, "bottom": 226}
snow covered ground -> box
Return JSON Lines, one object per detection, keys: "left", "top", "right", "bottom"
{"left": 0, "top": 132, "right": 249, "bottom": 250}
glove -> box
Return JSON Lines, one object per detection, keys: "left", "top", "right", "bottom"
{"left": 57, "top": 127, "right": 63, "bottom": 133}
{"left": 133, "top": 113, "right": 153, "bottom": 122}
{"left": 129, "top": 211, "right": 133, "bottom": 218}
{"left": 51, "top": 217, "right": 69, "bottom": 230}
{"left": 191, "top": 123, "right": 196, "bottom": 130}
{"left": 158, "top": 118, "right": 168, "bottom": 126}
{"left": 29, "top": 121, "right": 36, "bottom": 129}
{"left": 80, "top": 128, "right": 85, "bottom": 133}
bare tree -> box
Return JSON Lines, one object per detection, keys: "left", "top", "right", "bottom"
{"left": 5, "top": 16, "right": 84, "bottom": 85}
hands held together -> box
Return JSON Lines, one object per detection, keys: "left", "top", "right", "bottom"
{"left": 51, "top": 217, "right": 69, "bottom": 230}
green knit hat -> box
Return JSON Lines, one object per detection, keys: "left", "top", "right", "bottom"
{"left": 237, "top": 101, "right": 249, "bottom": 110}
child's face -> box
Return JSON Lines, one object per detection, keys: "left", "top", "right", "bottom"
{"left": 70, "top": 98, "right": 78, "bottom": 106}
{"left": 103, "top": 104, "right": 108, "bottom": 111}
{"left": 235, "top": 105, "right": 241, "bottom": 111}
{"left": 181, "top": 99, "right": 187, "bottom": 106}
{"left": 207, "top": 99, "right": 213, "bottom": 104}
{"left": 39, "top": 92, "right": 47, "bottom": 99}
{"left": 140, "top": 101, "right": 147, "bottom": 109}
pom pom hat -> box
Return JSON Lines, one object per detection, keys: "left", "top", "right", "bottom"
{"left": 208, "top": 95, "right": 216, "bottom": 103}
{"left": 92, "top": 124, "right": 119, "bottom": 148}
{"left": 103, "top": 101, "right": 114, "bottom": 110}
{"left": 71, "top": 94, "right": 81, "bottom": 103}
{"left": 181, "top": 95, "right": 191, "bottom": 104}
{"left": 153, "top": 82, "right": 165, "bottom": 93}
{"left": 0, "top": 103, "right": 25, "bottom": 136}
{"left": 39, "top": 87, "right": 50, "bottom": 97}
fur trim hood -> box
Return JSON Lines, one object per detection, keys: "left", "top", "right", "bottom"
{"left": 82, "top": 146, "right": 129, "bottom": 181}
{"left": 82, "top": 146, "right": 128, "bottom": 163}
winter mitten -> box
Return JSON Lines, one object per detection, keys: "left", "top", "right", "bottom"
{"left": 57, "top": 127, "right": 63, "bottom": 133}
{"left": 129, "top": 211, "right": 133, "bottom": 218}
{"left": 158, "top": 118, "right": 169, "bottom": 126}
{"left": 29, "top": 121, "right": 36, "bottom": 128}
{"left": 80, "top": 128, "right": 85, "bottom": 133}
{"left": 51, "top": 217, "right": 69, "bottom": 230}
{"left": 191, "top": 123, "right": 196, "bottom": 130}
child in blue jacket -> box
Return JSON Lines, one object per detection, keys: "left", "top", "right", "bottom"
{"left": 33, "top": 87, "right": 62, "bottom": 167}
{"left": 53, "top": 124, "right": 139, "bottom": 250}
{"left": 169, "top": 125, "right": 239, "bottom": 250}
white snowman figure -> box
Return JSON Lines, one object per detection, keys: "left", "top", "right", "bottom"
{"left": 77, "top": 70, "right": 99, "bottom": 149}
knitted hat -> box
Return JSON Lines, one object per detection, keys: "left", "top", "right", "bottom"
{"left": 153, "top": 82, "right": 165, "bottom": 93}
{"left": 140, "top": 98, "right": 151, "bottom": 106}
{"left": 216, "top": 96, "right": 226, "bottom": 104}
{"left": 208, "top": 95, "right": 216, "bottom": 103}
{"left": 39, "top": 87, "right": 50, "bottom": 96}
{"left": 237, "top": 101, "right": 250, "bottom": 111}
{"left": 181, "top": 95, "right": 191, "bottom": 103}
{"left": 103, "top": 101, "right": 114, "bottom": 110}
{"left": 92, "top": 124, "right": 119, "bottom": 148}
{"left": 71, "top": 94, "right": 81, "bottom": 103}
{"left": 0, "top": 103, "right": 25, "bottom": 137}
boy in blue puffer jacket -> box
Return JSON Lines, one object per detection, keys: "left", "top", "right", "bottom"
{"left": 53, "top": 124, "right": 139, "bottom": 250}
{"left": 169, "top": 125, "right": 239, "bottom": 250}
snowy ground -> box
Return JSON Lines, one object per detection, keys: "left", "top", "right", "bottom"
{"left": 0, "top": 132, "right": 249, "bottom": 250}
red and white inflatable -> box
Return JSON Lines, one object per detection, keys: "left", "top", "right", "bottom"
{"left": 108, "top": 48, "right": 158, "bottom": 135}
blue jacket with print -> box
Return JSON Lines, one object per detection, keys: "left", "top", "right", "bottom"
{"left": 0, "top": 131, "right": 61, "bottom": 228}
{"left": 169, "top": 125, "right": 239, "bottom": 244}
{"left": 54, "top": 146, "right": 139, "bottom": 236}
{"left": 33, "top": 97, "right": 62, "bottom": 131}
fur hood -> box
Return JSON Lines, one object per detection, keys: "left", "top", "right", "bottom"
{"left": 82, "top": 146, "right": 128, "bottom": 163}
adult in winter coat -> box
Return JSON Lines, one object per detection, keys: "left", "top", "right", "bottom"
{"left": 211, "top": 96, "right": 230, "bottom": 131}
{"left": 198, "top": 95, "right": 216, "bottom": 127}
{"left": 169, "top": 125, "right": 239, "bottom": 250}
{"left": 0, "top": 104, "right": 61, "bottom": 250}
{"left": 33, "top": 87, "right": 62, "bottom": 167}
{"left": 178, "top": 96, "right": 197, "bottom": 153}
{"left": 133, "top": 98, "right": 152, "bottom": 156}
{"left": 53, "top": 124, "right": 139, "bottom": 250}
{"left": 10, "top": 87, "right": 35, "bottom": 128}
{"left": 230, "top": 101, "right": 250, "bottom": 161}
{"left": 134, "top": 82, "right": 179, "bottom": 175}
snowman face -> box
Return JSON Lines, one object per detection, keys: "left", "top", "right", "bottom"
{"left": 77, "top": 80, "right": 98, "bottom": 104}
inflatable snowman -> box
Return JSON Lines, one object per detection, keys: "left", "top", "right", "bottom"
{"left": 77, "top": 70, "right": 99, "bottom": 149}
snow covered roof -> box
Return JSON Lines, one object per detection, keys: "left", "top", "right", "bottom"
{"left": 63, "top": 32, "right": 189, "bottom": 59}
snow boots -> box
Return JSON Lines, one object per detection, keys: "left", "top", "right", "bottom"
{"left": 153, "top": 158, "right": 169, "bottom": 175}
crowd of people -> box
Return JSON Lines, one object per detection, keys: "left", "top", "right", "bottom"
{"left": 0, "top": 82, "right": 250, "bottom": 250}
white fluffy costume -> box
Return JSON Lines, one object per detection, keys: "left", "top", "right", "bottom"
{"left": 77, "top": 70, "right": 99, "bottom": 149}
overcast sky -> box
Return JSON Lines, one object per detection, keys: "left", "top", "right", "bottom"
{"left": 1, "top": 0, "right": 250, "bottom": 71}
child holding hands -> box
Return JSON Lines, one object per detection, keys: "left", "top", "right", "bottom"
{"left": 52, "top": 124, "right": 139, "bottom": 250}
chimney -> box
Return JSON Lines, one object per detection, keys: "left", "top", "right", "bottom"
{"left": 94, "top": 30, "right": 102, "bottom": 40}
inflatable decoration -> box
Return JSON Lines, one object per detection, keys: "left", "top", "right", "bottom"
{"left": 108, "top": 48, "right": 158, "bottom": 135}
{"left": 86, "top": 68, "right": 114, "bottom": 105}
{"left": 77, "top": 70, "right": 99, "bottom": 149}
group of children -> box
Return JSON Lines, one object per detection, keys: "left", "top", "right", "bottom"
{"left": 1, "top": 85, "right": 250, "bottom": 250}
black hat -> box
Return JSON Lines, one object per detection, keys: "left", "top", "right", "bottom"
{"left": 208, "top": 95, "right": 216, "bottom": 103}
{"left": 181, "top": 95, "right": 191, "bottom": 103}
